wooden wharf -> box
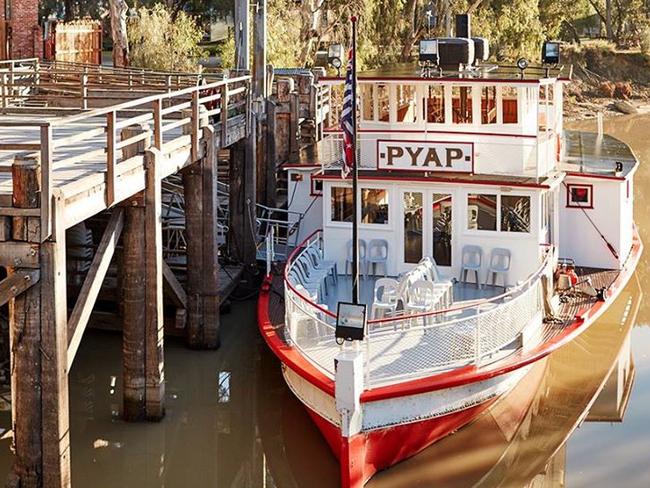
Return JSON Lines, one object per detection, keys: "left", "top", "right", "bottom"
{"left": 0, "top": 59, "right": 257, "bottom": 487}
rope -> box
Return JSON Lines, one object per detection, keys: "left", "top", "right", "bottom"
{"left": 562, "top": 182, "right": 619, "bottom": 260}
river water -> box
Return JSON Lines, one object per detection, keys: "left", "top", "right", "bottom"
{"left": 1, "top": 115, "right": 650, "bottom": 487}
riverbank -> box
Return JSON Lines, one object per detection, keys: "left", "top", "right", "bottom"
{"left": 562, "top": 41, "right": 650, "bottom": 122}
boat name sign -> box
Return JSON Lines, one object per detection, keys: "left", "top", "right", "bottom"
{"left": 377, "top": 140, "right": 473, "bottom": 173}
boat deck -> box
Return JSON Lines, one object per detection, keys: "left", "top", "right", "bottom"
{"left": 266, "top": 266, "right": 621, "bottom": 387}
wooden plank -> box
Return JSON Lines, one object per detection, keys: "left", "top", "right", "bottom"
{"left": 66, "top": 208, "right": 124, "bottom": 370}
{"left": 191, "top": 91, "right": 200, "bottom": 162}
{"left": 143, "top": 149, "right": 165, "bottom": 419}
{"left": 38, "top": 195, "right": 71, "bottom": 488}
{"left": 162, "top": 261, "right": 186, "bottom": 309}
{"left": 0, "top": 269, "right": 39, "bottom": 307}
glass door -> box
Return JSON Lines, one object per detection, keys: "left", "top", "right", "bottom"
{"left": 402, "top": 191, "right": 424, "bottom": 267}
{"left": 432, "top": 193, "right": 453, "bottom": 267}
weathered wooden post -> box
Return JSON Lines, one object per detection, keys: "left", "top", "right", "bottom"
{"left": 234, "top": 0, "right": 250, "bottom": 72}
{"left": 120, "top": 125, "right": 164, "bottom": 421}
{"left": 274, "top": 78, "right": 295, "bottom": 164}
{"left": 9, "top": 155, "right": 71, "bottom": 487}
{"left": 182, "top": 125, "right": 221, "bottom": 349}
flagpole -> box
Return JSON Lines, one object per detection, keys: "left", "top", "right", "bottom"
{"left": 350, "top": 15, "right": 360, "bottom": 305}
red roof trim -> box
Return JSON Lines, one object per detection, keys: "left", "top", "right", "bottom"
{"left": 319, "top": 76, "right": 543, "bottom": 84}
{"left": 314, "top": 173, "right": 550, "bottom": 189}
{"left": 565, "top": 171, "right": 626, "bottom": 182}
{"left": 323, "top": 128, "right": 538, "bottom": 139}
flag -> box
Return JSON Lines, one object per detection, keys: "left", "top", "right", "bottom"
{"left": 341, "top": 47, "right": 355, "bottom": 178}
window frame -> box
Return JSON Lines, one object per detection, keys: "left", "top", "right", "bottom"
{"left": 566, "top": 183, "right": 593, "bottom": 209}
{"left": 329, "top": 185, "right": 354, "bottom": 225}
{"left": 465, "top": 191, "right": 533, "bottom": 235}
{"left": 360, "top": 187, "right": 390, "bottom": 226}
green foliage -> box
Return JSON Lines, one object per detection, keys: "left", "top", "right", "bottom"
{"left": 128, "top": 4, "right": 207, "bottom": 72}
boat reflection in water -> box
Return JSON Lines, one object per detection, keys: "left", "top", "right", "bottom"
{"left": 259, "top": 273, "right": 641, "bottom": 488}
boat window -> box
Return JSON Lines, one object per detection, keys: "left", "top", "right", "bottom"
{"left": 378, "top": 84, "right": 390, "bottom": 122}
{"left": 361, "top": 84, "right": 374, "bottom": 121}
{"left": 425, "top": 85, "right": 445, "bottom": 123}
{"left": 362, "top": 188, "right": 389, "bottom": 224}
{"left": 501, "top": 86, "right": 518, "bottom": 124}
{"left": 452, "top": 86, "right": 473, "bottom": 124}
{"left": 501, "top": 195, "right": 530, "bottom": 233}
{"left": 432, "top": 194, "right": 452, "bottom": 266}
{"left": 467, "top": 193, "right": 496, "bottom": 231}
{"left": 396, "top": 85, "right": 416, "bottom": 123}
{"left": 331, "top": 187, "right": 353, "bottom": 222}
{"left": 481, "top": 86, "right": 497, "bottom": 124}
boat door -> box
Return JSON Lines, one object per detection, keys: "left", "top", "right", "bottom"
{"left": 399, "top": 189, "right": 454, "bottom": 274}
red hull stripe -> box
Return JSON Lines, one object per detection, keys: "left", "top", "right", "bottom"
{"left": 257, "top": 228, "right": 642, "bottom": 403}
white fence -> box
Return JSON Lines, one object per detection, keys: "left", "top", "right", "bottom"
{"left": 284, "top": 231, "right": 553, "bottom": 388}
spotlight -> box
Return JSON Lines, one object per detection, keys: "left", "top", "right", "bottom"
{"left": 328, "top": 43, "right": 343, "bottom": 76}
{"left": 516, "top": 57, "right": 528, "bottom": 78}
{"left": 419, "top": 39, "right": 440, "bottom": 64}
{"left": 542, "top": 41, "right": 560, "bottom": 65}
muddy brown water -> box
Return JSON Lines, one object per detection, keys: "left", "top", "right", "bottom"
{"left": 1, "top": 114, "right": 650, "bottom": 487}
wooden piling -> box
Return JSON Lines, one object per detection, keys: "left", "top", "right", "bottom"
{"left": 228, "top": 125, "right": 257, "bottom": 267}
{"left": 10, "top": 158, "right": 71, "bottom": 487}
{"left": 120, "top": 124, "right": 152, "bottom": 421}
{"left": 183, "top": 127, "right": 220, "bottom": 349}
{"left": 121, "top": 194, "right": 147, "bottom": 421}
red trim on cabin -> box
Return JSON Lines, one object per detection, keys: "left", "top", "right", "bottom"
{"left": 314, "top": 173, "right": 550, "bottom": 190}
{"left": 282, "top": 162, "right": 321, "bottom": 169}
{"left": 565, "top": 171, "right": 626, "bottom": 182}
{"left": 323, "top": 127, "right": 539, "bottom": 139}
{"left": 319, "top": 76, "right": 544, "bottom": 84}
{"left": 566, "top": 183, "right": 594, "bottom": 209}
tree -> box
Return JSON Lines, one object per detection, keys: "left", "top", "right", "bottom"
{"left": 110, "top": 0, "right": 129, "bottom": 67}
{"left": 128, "top": 4, "right": 206, "bottom": 71}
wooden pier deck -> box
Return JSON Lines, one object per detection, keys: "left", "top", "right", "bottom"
{"left": 0, "top": 60, "right": 255, "bottom": 487}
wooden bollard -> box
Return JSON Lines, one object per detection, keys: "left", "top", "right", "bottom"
{"left": 12, "top": 154, "right": 41, "bottom": 242}
{"left": 121, "top": 123, "right": 151, "bottom": 160}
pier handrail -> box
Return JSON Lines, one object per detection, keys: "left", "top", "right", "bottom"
{"left": 283, "top": 230, "right": 554, "bottom": 386}
{"left": 0, "top": 72, "right": 252, "bottom": 241}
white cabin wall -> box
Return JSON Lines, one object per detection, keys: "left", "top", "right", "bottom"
{"left": 321, "top": 180, "right": 542, "bottom": 286}
{"left": 558, "top": 177, "right": 628, "bottom": 269}
{"left": 287, "top": 168, "right": 323, "bottom": 243}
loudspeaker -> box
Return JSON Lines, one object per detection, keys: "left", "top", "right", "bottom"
{"left": 456, "top": 14, "right": 471, "bottom": 38}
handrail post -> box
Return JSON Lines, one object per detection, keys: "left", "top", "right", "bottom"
{"left": 80, "top": 69, "right": 88, "bottom": 110}
{"left": 40, "top": 124, "right": 53, "bottom": 241}
{"left": 220, "top": 83, "right": 229, "bottom": 146}
{"left": 1, "top": 73, "right": 6, "bottom": 109}
{"left": 152, "top": 98, "right": 163, "bottom": 150}
{"left": 106, "top": 111, "right": 117, "bottom": 206}
{"left": 191, "top": 90, "right": 199, "bottom": 161}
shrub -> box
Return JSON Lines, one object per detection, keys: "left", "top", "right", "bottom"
{"left": 598, "top": 81, "right": 615, "bottom": 98}
{"left": 641, "top": 26, "right": 650, "bottom": 55}
{"left": 614, "top": 81, "right": 633, "bottom": 99}
{"left": 128, "top": 5, "right": 206, "bottom": 72}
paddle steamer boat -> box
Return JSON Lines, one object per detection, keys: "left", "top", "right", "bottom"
{"left": 257, "top": 32, "right": 642, "bottom": 488}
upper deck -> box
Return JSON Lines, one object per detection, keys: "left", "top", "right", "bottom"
{"left": 306, "top": 63, "right": 569, "bottom": 180}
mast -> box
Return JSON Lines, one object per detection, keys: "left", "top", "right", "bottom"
{"left": 350, "top": 16, "right": 360, "bottom": 305}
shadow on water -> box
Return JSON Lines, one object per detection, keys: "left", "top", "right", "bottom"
{"left": 1, "top": 114, "right": 650, "bottom": 487}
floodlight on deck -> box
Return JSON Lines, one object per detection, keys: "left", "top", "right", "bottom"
{"left": 542, "top": 41, "right": 560, "bottom": 65}
{"left": 328, "top": 43, "right": 343, "bottom": 76}
{"left": 419, "top": 39, "right": 440, "bottom": 64}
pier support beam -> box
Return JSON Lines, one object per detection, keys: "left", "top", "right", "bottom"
{"left": 121, "top": 149, "right": 165, "bottom": 421}
{"left": 182, "top": 127, "right": 220, "bottom": 349}
{"left": 10, "top": 156, "right": 71, "bottom": 488}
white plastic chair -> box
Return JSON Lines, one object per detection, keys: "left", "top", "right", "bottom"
{"left": 405, "top": 280, "right": 437, "bottom": 327}
{"left": 345, "top": 239, "right": 367, "bottom": 277}
{"left": 371, "top": 278, "right": 399, "bottom": 320}
{"left": 460, "top": 245, "right": 483, "bottom": 288}
{"left": 367, "top": 239, "right": 389, "bottom": 277}
{"left": 295, "top": 258, "right": 329, "bottom": 296}
{"left": 306, "top": 247, "right": 338, "bottom": 284}
{"left": 485, "top": 248, "right": 511, "bottom": 289}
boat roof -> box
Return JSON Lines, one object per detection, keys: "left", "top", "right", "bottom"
{"left": 562, "top": 131, "right": 638, "bottom": 179}
{"left": 324, "top": 63, "right": 569, "bottom": 83}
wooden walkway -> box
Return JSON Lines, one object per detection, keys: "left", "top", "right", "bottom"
{"left": 0, "top": 60, "right": 254, "bottom": 488}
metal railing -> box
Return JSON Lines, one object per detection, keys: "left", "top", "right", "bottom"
{"left": 283, "top": 230, "right": 553, "bottom": 388}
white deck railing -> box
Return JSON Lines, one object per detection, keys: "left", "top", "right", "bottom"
{"left": 284, "top": 231, "right": 553, "bottom": 388}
